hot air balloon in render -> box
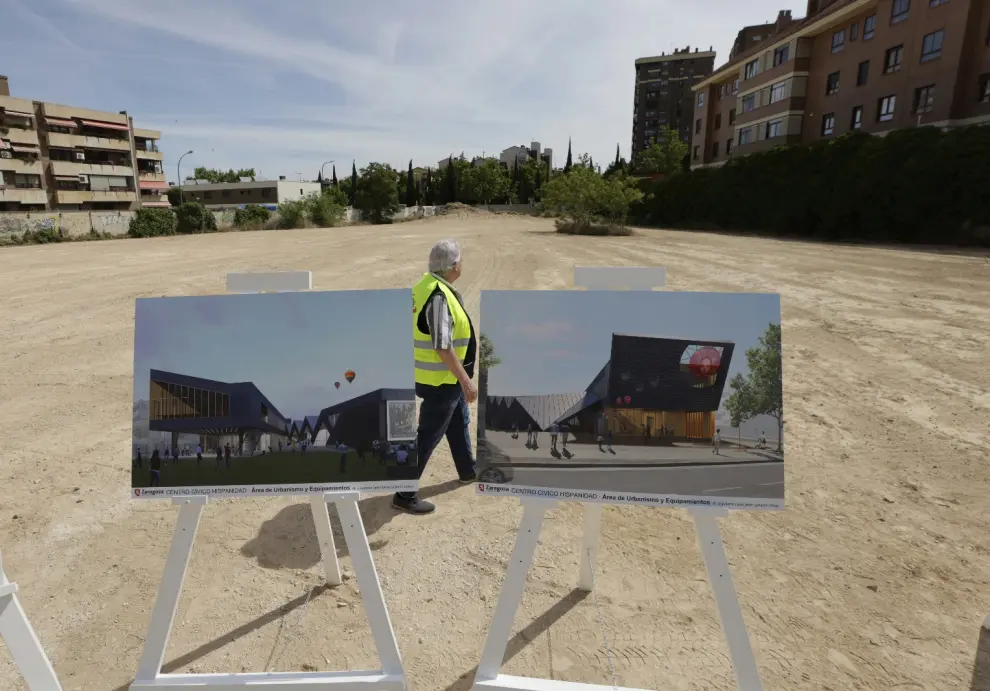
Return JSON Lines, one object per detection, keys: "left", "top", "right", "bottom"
{"left": 344, "top": 370, "right": 356, "bottom": 384}
{"left": 688, "top": 346, "right": 721, "bottom": 378}
{"left": 334, "top": 382, "right": 340, "bottom": 390}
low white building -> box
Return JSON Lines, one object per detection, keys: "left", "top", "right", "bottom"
{"left": 177, "top": 179, "right": 322, "bottom": 207}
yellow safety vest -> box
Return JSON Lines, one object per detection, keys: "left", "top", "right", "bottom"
{"left": 412, "top": 273, "right": 472, "bottom": 386}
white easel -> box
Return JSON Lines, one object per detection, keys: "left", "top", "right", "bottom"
{"left": 130, "top": 271, "right": 407, "bottom": 691}
{"left": 472, "top": 266, "right": 765, "bottom": 691}
{"left": 0, "top": 548, "right": 63, "bottom": 691}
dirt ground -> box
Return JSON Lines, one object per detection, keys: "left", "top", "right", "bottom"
{"left": 1, "top": 213, "right": 989, "bottom": 691}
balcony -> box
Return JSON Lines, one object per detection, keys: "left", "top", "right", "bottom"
{"left": 0, "top": 188, "right": 47, "bottom": 205}
{"left": 49, "top": 160, "right": 134, "bottom": 177}
{"left": 0, "top": 94, "right": 35, "bottom": 117}
{"left": 47, "top": 132, "right": 130, "bottom": 151}
{"left": 1, "top": 128, "right": 41, "bottom": 147}
{"left": 135, "top": 149, "right": 164, "bottom": 161}
{"left": 55, "top": 190, "right": 136, "bottom": 204}
{"left": 0, "top": 158, "right": 44, "bottom": 175}
{"left": 41, "top": 102, "right": 128, "bottom": 127}
{"left": 138, "top": 172, "right": 166, "bottom": 182}
{"left": 133, "top": 127, "right": 161, "bottom": 140}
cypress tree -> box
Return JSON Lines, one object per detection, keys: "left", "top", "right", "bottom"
{"left": 564, "top": 138, "right": 572, "bottom": 173}
{"left": 331, "top": 165, "right": 338, "bottom": 187}
{"left": 589, "top": 156, "right": 594, "bottom": 171}
{"left": 350, "top": 161, "right": 357, "bottom": 206}
{"left": 317, "top": 170, "right": 323, "bottom": 184}
{"left": 406, "top": 160, "right": 415, "bottom": 206}
{"left": 614, "top": 144, "right": 620, "bottom": 167}
{"left": 445, "top": 156, "right": 456, "bottom": 203}
{"left": 425, "top": 169, "right": 435, "bottom": 205}
{"left": 533, "top": 166, "right": 541, "bottom": 203}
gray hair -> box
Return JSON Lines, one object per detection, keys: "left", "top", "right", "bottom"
{"left": 428, "top": 239, "right": 461, "bottom": 274}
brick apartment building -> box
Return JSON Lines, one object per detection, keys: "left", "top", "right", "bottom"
{"left": 0, "top": 74, "right": 167, "bottom": 212}
{"left": 689, "top": 0, "right": 990, "bottom": 168}
{"left": 631, "top": 47, "right": 716, "bottom": 164}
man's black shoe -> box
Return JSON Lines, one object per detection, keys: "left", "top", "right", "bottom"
{"left": 392, "top": 495, "right": 435, "bottom": 515}
{"left": 458, "top": 472, "right": 477, "bottom": 484}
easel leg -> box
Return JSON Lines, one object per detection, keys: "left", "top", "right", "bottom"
{"left": 133, "top": 498, "right": 206, "bottom": 684}
{"left": 310, "top": 495, "right": 342, "bottom": 586}
{"left": 335, "top": 496, "right": 404, "bottom": 677}
{"left": 0, "top": 584, "right": 63, "bottom": 691}
{"left": 476, "top": 499, "right": 552, "bottom": 682}
{"left": 578, "top": 503, "right": 603, "bottom": 592}
{"left": 691, "top": 509, "right": 764, "bottom": 691}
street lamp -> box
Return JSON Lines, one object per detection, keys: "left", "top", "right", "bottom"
{"left": 177, "top": 150, "right": 194, "bottom": 204}
{"left": 321, "top": 160, "right": 335, "bottom": 184}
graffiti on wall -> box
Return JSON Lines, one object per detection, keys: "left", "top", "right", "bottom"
{"left": 0, "top": 214, "right": 59, "bottom": 237}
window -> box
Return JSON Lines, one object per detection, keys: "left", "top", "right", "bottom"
{"left": 712, "top": 141, "right": 720, "bottom": 157}
{"left": 697, "top": 92, "right": 706, "bottom": 107}
{"left": 773, "top": 44, "right": 790, "bottom": 66}
{"left": 832, "top": 29, "right": 846, "bottom": 53}
{"left": 770, "top": 81, "right": 787, "bottom": 103}
{"left": 744, "top": 58, "right": 761, "bottom": 80}
{"left": 714, "top": 113, "right": 722, "bottom": 129}
{"left": 979, "top": 74, "right": 990, "bottom": 103}
{"left": 864, "top": 14, "right": 876, "bottom": 39}
{"left": 891, "top": 0, "right": 910, "bottom": 23}
{"left": 742, "top": 93, "right": 757, "bottom": 112}
{"left": 921, "top": 30, "right": 944, "bottom": 62}
{"left": 850, "top": 22, "right": 859, "bottom": 41}
{"left": 826, "top": 71, "right": 841, "bottom": 95}
{"left": 878, "top": 94, "right": 896, "bottom": 122}
{"left": 821, "top": 113, "right": 836, "bottom": 135}
{"left": 726, "top": 137, "right": 734, "bottom": 154}
{"left": 929, "top": 0, "right": 948, "bottom": 6}
{"left": 738, "top": 127, "right": 754, "bottom": 145}
{"left": 693, "top": 145, "right": 700, "bottom": 161}
{"left": 646, "top": 90, "right": 658, "bottom": 99}
{"left": 765, "top": 119, "right": 783, "bottom": 138}
{"left": 914, "top": 84, "right": 936, "bottom": 113}
{"left": 884, "top": 45, "right": 904, "bottom": 73}
{"left": 731, "top": 79, "right": 740, "bottom": 94}
{"left": 203, "top": 191, "right": 213, "bottom": 200}
{"left": 857, "top": 60, "right": 870, "bottom": 86}
{"left": 851, "top": 105, "right": 863, "bottom": 130}
{"left": 695, "top": 118, "right": 702, "bottom": 134}
{"left": 728, "top": 108, "right": 736, "bottom": 125}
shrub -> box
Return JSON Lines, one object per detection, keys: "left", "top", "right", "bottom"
{"left": 174, "top": 202, "right": 217, "bottom": 234}
{"left": 128, "top": 208, "right": 177, "bottom": 238}
{"left": 276, "top": 199, "right": 307, "bottom": 229}
{"left": 233, "top": 205, "right": 271, "bottom": 230}
{"left": 305, "top": 192, "right": 347, "bottom": 227}
{"left": 634, "top": 125, "right": 990, "bottom": 247}
{"left": 554, "top": 219, "right": 633, "bottom": 236}
{"left": 542, "top": 167, "right": 642, "bottom": 232}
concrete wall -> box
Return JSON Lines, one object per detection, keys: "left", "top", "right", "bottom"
{"left": 0, "top": 209, "right": 134, "bottom": 240}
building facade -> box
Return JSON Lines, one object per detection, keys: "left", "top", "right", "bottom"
{"left": 177, "top": 180, "right": 322, "bottom": 207}
{"left": 499, "top": 141, "right": 553, "bottom": 169}
{"left": 0, "top": 75, "right": 166, "bottom": 212}
{"left": 691, "top": 0, "right": 990, "bottom": 168}
{"left": 632, "top": 47, "right": 717, "bottom": 163}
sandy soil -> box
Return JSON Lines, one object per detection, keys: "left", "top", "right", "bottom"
{"left": 1, "top": 214, "right": 989, "bottom": 691}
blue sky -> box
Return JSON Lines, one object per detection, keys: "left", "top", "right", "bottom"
{"left": 2, "top": 0, "right": 803, "bottom": 178}
{"left": 481, "top": 291, "right": 781, "bottom": 397}
{"left": 133, "top": 290, "right": 411, "bottom": 420}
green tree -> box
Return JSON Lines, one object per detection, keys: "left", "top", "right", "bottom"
{"left": 424, "top": 169, "right": 436, "bottom": 205}
{"left": 276, "top": 199, "right": 307, "bottom": 229}
{"left": 445, "top": 156, "right": 457, "bottom": 203}
{"left": 564, "top": 138, "right": 573, "bottom": 173}
{"left": 542, "top": 166, "right": 642, "bottom": 233}
{"left": 331, "top": 165, "right": 338, "bottom": 187}
{"left": 306, "top": 192, "right": 347, "bottom": 227}
{"left": 166, "top": 186, "right": 182, "bottom": 207}
{"left": 349, "top": 161, "right": 358, "bottom": 206}
{"left": 175, "top": 202, "right": 217, "bottom": 234}
{"left": 322, "top": 184, "right": 349, "bottom": 206}
{"left": 478, "top": 332, "right": 501, "bottom": 442}
{"left": 233, "top": 205, "right": 271, "bottom": 230}
{"left": 635, "top": 126, "right": 688, "bottom": 176}
{"left": 355, "top": 162, "right": 400, "bottom": 224}
{"left": 192, "top": 167, "right": 256, "bottom": 183}
{"left": 405, "top": 160, "right": 416, "bottom": 206}
{"left": 463, "top": 158, "right": 508, "bottom": 206}
{"left": 724, "top": 323, "right": 784, "bottom": 452}
{"left": 596, "top": 172, "right": 644, "bottom": 226}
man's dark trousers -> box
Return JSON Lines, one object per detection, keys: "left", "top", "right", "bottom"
{"left": 397, "top": 383, "right": 474, "bottom": 501}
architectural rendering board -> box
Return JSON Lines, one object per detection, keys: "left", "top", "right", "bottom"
{"left": 476, "top": 290, "right": 784, "bottom": 510}
{"left": 130, "top": 289, "right": 419, "bottom": 498}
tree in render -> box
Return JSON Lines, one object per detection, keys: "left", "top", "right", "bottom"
{"left": 724, "top": 323, "right": 784, "bottom": 453}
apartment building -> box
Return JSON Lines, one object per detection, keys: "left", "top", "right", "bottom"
{"left": 0, "top": 75, "right": 167, "bottom": 212}
{"left": 691, "top": 0, "right": 990, "bottom": 168}
{"left": 632, "top": 47, "right": 716, "bottom": 163}
{"left": 499, "top": 141, "right": 553, "bottom": 169}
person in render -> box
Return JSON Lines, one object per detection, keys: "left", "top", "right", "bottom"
{"left": 196, "top": 444, "right": 203, "bottom": 466}
{"left": 758, "top": 431, "right": 767, "bottom": 449}
{"left": 163, "top": 446, "right": 170, "bottom": 466}
{"left": 713, "top": 428, "right": 721, "bottom": 455}
{"left": 149, "top": 449, "right": 162, "bottom": 487}
{"left": 394, "top": 239, "right": 478, "bottom": 515}
{"left": 134, "top": 449, "right": 143, "bottom": 469}
{"left": 549, "top": 422, "right": 559, "bottom": 451}
{"left": 224, "top": 443, "right": 232, "bottom": 469}
{"left": 215, "top": 445, "right": 223, "bottom": 471}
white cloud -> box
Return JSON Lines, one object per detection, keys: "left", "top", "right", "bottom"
{"left": 57, "top": 0, "right": 805, "bottom": 176}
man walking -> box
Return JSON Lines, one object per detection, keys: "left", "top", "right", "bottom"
{"left": 713, "top": 428, "right": 721, "bottom": 455}
{"left": 549, "top": 422, "right": 559, "bottom": 451}
{"left": 393, "top": 239, "right": 478, "bottom": 515}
